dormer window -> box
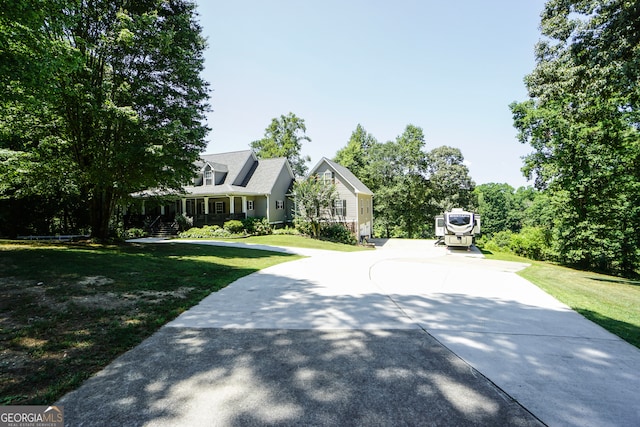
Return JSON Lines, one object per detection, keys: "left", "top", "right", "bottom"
{"left": 204, "top": 170, "right": 212, "bottom": 186}
{"left": 323, "top": 170, "right": 334, "bottom": 184}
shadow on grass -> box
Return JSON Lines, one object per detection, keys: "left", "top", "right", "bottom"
{"left": 588, "top": 276, "right": 640, "bottom": 287}
{"left": 576, "top": 308, "right": 640, "bottom": 346}
{"left": 0, "top": 242, "right": 298, "bottom": 405}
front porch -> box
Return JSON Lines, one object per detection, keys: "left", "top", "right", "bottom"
{"left": 125, "top": 195, "right": 255, "bottom": 230}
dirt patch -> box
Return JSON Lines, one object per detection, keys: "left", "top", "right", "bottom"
{"left": 77, "top": 276, "right": 115, "bottom": 287}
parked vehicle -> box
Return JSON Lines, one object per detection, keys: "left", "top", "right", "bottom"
{"left": 435, "top": 208, "right": 481, "bottom": 248}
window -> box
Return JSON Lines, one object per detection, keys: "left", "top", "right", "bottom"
{"left": 360, "top": 198, "right": 364, "bottom": 215}
{"left": 276, "top": 200, "right": 284, "bottom": 210}
{"left": 247, "top": 200, "right": 254, "bottom": 210}
{"left": 333, "top": 199, "right": 346, "bottom": 217}
{"left": 322, "top": 170, "right": 334, "bottom": 184}
{"left": 204, "top": 170, "right": 212, "bottom": 186}
{"left": 447, "top": 213, "right": 471, "bottom": 226}
{"left": 215, "top": 201, "right": 224, "bottom": 214}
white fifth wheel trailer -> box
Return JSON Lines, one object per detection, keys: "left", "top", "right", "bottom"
{"left": 435, "top": 208, "right": 481, "bottom": 248}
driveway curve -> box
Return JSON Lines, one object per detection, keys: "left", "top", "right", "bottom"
{"left": 58, "top": 238, "right": 640, "bottom": 426}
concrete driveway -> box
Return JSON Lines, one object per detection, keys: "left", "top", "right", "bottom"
{"left": 58, "top": 239, "right": 640, "bottom": 426}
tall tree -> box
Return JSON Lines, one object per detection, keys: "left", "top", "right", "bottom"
{"left": 510, "top": 0, "right": 640, "bottom": 274}
{"left": 426, "top": 146, "right": 475, "bottom": 217}
{"left": 251, "top": 112, "right": 311, "bottom": 177}
{"left": 366, "top": 125, "right": 430, "bottom": 238}
{"left": 333, "top": 124, "right": 377, "bottom": 185}
{"left": 0, "top": 0, "right": 210, "bottom": 239}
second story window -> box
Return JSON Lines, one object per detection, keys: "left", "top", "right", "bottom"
{"left": 204, "top": 170, "right": 213, "bottom": 186}
{"left": 322, "top": 170, "right": 334, "bottom": 184}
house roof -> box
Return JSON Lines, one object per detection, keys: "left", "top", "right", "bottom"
{"left": 310, "top": 158, "right": 374, "bottom": 195}
{"left": 245, "top": 157, "right": 292, "bottom": 193}
{"left": 197, "top": 150, "right": 255, "bottom": 183}
{"left": 200, "top": 161, "right": 228, "bottom": 173}
{"left": 183, "top": 150, "right": 293, "bottom": 196}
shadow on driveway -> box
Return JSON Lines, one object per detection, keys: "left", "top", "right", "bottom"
{"left": 59, "top": 328, "right": 542, "bottom": 426}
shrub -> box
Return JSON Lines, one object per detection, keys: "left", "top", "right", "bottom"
{"left": 273, "top": 226, "right": 300, "bottom": 235}
{"left": 293, "top": 217, "right": 315, "bottom": 237}
{"left": 175, "top": 214, "right": 193, "bottom": 231}
{"left": 242, "top": 217, "right": 272, "bottom": 235}
{"left": 223, "top": 220, "right": 244, "bottom": 234}
{"left": 123, "top": 228, "right": 147, "bottom": 239}
{"left": 483, "top": 230, "right": 515, "bottom": 253}
{"left": 510, "top": 226, "right": 551, "bottom": 260}
{"left": 319, "top": 223, "right": 357, "bottom": 245}
{"left": 179, "top": 225, "right": 231, "bottom": 239}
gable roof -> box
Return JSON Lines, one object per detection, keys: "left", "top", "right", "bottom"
{"left": 309, "top": 157, "right": 373, "bottom": 195}
{"left": 185, "top": 150, "right": 294, "bottom": 196}
{"left": 197, "top": 150, "right": 255, "bottom": 184}
{"left": 244, "top": 157, "right": 293, "bottom": 194}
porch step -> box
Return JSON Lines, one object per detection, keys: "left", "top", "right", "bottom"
{"left": 150, "top": 222, "right": 178, "bottom": 238}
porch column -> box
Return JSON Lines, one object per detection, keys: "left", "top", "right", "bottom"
{"left": 160, "top": 205, "right": 165, "bottom": 215}
{"left": 204, "top": 197, "right": 209, "bottom": 214}
{"left": 141, "top": 200, "right": 146, "bottom": 215}
{"left": 266, "top": 195, "right": 270, "bottom": 222}
{"left": 229, "top": 196, "right": 235, "bottom": 214}
{"left": 181, "top": 198, "right": 187, "bottom": 215}
{"left": 242, "top": 196, "right": 247, "bottom": 213}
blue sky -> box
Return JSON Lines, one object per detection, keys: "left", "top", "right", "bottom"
{"left": 195, "top": 1, "right": 547, "bottom": 188}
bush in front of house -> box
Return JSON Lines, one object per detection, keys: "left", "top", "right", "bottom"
{"left": 175, "top": 213, "right": 193, "bottom": 231}
{"left": 123, "top": 227, "right": 147, "bottom": 239}
{"left": 242, "top": 217, "right": 272, "bottom": 235}
{"left": 223, "top": 220, "right": 245, "bottom": 234}
{"left": 272, "top": 226, "right": 300, "bottom": 236}
{"left": 293, "top": 217, "right": 316, "bottom": 237}
{"left": 178, "top": 225, "right": 231, "bottom": 239}
{"left": 319, "top": 223, "right": 358, "bottom": 245}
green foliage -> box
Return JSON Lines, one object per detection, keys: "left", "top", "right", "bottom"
{"left": 480, "top": 226, "right": 553, "bottom": 262}
{"left": 272, "top": 226, "right": 300, "bottom": 236}
{"left": 251, "top": 112, "right": 311, "bottom": 177}
{"left": 123, "top": 228, "right": 147, "bottom": 239}
{"left": 510, "top": 226, "right": 552, "bottom": 260}
{"left": 179, "top": 225, "right": 231, "bottom": 239}
{"left": 293, "top": 176, "right": 338, "bottom": 238}
{"left": 242, "top": 217, "right": 272, "bottom": 236}
{"left": 426, "top": 146, "right": 476, "bottom": 215}
{"left": 0, "top": 1, "right": 210, "bottom": 240}
{"left": 175, "top": 214, "right": 193, "bottom": 232}
{"left": 223, "top": 220, "right": 245, "bottom": 234}
{"left": 481, "top": 230, "right": 515, "bottom": 253}
{"left": 319, "top": 223, "right": 357, "bottom": 246}
{"left": 333, "top": 124, "right": 476, "bottom": 239}
{"left": 293, "top": 217, "right": 315, "bottom": 237}
{"left": 510, "top": 0, "right": 640, "bottom": 275}
{"left": 333, "top": 124, "right": 377, "bottom": 182}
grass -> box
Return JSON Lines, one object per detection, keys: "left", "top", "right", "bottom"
{"left": 181, "top": 233, "right": 371, "bottom": 252}
{"left": 0, "top": 240, "right": 302, "bottom": 405}
{"left": 481, "top": 249, "right": 640, "bottom": 349}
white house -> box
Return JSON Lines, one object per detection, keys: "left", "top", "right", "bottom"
{"left": 308, "top": 158, "right": 374, "bottom": 240}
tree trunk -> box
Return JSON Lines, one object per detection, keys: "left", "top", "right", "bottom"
{"left": 89, "top": 187, "right": 116, "bottom": 240}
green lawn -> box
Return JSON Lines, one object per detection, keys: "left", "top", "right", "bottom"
{"left": 181, "top": 234, "right": 372, "bottom": 252}
{"left": 0, "top": 240, "right": 302, "bottom": 405}
{"left": 482, "top": 250, "right": 640, "bottom": 349}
